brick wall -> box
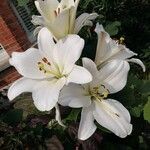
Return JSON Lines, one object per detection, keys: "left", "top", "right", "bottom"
{"left": 0, "top": 0, "right": 32, "bottom": 89}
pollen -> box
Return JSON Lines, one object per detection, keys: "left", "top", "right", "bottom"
{"left": 37, "top": 58, "right": 51, "bottom": 74}
{"left": 119, "top": 37, "right": 125, "bottom": 44}
{"left": 90, "top": 85, "right": 109, "bottom": 101}
{"left": 42, "top": 57, "right": 51, "bottom": 66}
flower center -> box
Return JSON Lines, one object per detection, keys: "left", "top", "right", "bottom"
{"left": 90, "top": 85, "right": 109, "bottom": 101}
{"left": 37, "top": 57, "right": 63, "bottom": 78}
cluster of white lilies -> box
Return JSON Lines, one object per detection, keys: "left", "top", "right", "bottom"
{"left": 8, "top": 0, "right": 145, "bottom": 140}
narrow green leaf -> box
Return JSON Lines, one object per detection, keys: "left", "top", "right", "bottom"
{"left": 143, "top": 97, "right": 150, "bottom": 123}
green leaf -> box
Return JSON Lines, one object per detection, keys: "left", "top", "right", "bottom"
{"left": 65, "top": 109, "right": 80, "bottom": 122}
{"left": 14, "top": 97, "right": 42, "bottom": 119}
{"left": 143, "top": 97, "right": 150, "bottom": 123}
{"left": 2, "top": 109, "right": 23, "bottom": 125}
{"left": 130, "top": 105, "right": 143, "bottom": 117}
{"left": 17, "top": 0, "right": 29, "bottom": 6}
{"left": 105, "top": 21, "right": 121, "bottom": 36}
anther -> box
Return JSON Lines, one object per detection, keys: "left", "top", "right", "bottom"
{"left": 54, "top": 10, "right": 57, "bottom": 17}
{"left": 115, "top": 113, "right": 120, "bottom": 117}
{"left": 58, "top": 8, "right": 60, "bottom": 14}
{"left": 42, "top": 57, "right": 48, "bottom": 63}
{"left": 47, "top": 62, "right": 51, "bottom": 66}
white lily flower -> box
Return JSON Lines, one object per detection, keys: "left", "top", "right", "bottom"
{"left": 94, "top": 23, "right": 145, "bottom": 72}
{"left": 59, "top": 58, "right": 132, "bottom": 140}
{"left": 32, "top": 0, "right": 98, "bottom": 39}
{"left": 8, "top": 28, "right": 92, "bottom": 113}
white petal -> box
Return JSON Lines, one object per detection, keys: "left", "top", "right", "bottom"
{"left": 53, "top": 35, "right": 84, "bottom": 74}
{"left": 55, "top": 104, "right": 66, "bottom": 127}
{"left": 38, "top": 27, "right": 55, "bottom": 60}
{"left": 68, "top": 0, "right": 80, "bottom": 33}
{"left": 8, "top": 77, "right": 38, "bottom": 101}
{"left": 98, "top": 60, "right": 130, "bottom": 93}
{"left": 33, "top": 26, "right": 43, "bottom": 36}
{"left": 78, "top": 104, "right": 97, "bottom": 140}
{"left": 93, "top": 99, "right": 132, "bottom": 138}
{"left": 32, "top": 77, "right": 66, "bottom": 111}
{"left": 74, "top": 13, "right": 98, "bottom": 34}
{"left": 94, "top": 23, "right": 112, "bottom": 65}
{"left": 48, "top": 9, "right": 70, "bottom": 39}
{"left": 94, "top": 23, "right": 136, "bottom": 66}
{"left": 9, "top": 48, "right": 46, "bottom": 79}
{"left": 127, "top": 58, "right": 146, "bottom": 72}
{"left": 31, "top": 15, "right": 45, "bottom": 26}
{"left": 66, "top": 65, "right": 92, "bottom": 84}
{"left": 82, "top": 58, "right": 99, "bottom": 77}
{"left": 109, "top": 45, "right": 137, "bottom": 60}
{"left": 59, "top": 83, "right": 91, "bottom": 108}
{"left": 82, "top": 58, "right": 103, "bottom": 88}
{"left": 35, "top": 0, "right": 59, "bottom": 21}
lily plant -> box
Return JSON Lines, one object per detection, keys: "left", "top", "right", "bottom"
{"left": 8, "top": 28, "right": 92, "bottom": 114}
{"left": 32, "top": 0, "right": 98, "bottom": 39}
{"left": 59, "top": 58, "right": 132, "bottom": 140}
{"left": 94, "top": 23, "right": 145, "bottom": 72}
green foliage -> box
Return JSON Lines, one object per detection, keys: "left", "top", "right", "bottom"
{"left": 0, "top": 0, "right": 150, "bottom": 149}
{"left": 14, "top": 96, "right": 42, "bottom": 119}
{"left": 65, "top": 109, "right": 81, "bottom": 122}
{"left": 2, "top": 109, "right": 23, "bottom": 125}
{"left": 130, "top": 105, "right": 143, "bottom": 118}
{"left": 105, "top": 21, "right": 121, "bottom": 36}
{"left": 17, "top": 0, "right": 29, "bottom": 6}
{"left": 143, "top": 97, "right": 150, "bottom": 123}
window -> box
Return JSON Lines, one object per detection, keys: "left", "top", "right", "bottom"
{"left": 9, "top": 0, "right": 35, "bottom": 42}
{"left": 0, "top": 44, "right": 10, "bottom": 72}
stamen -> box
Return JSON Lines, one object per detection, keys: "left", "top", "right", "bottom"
{"left": 42, "top": 57, "right": 48, "bottom": 63}
{"left": 42, "top": 57, "right": 51, "bottom": 66}
{"left": 58, "top": 8, "right": 60, "bottom": 14}
{"left": 115, "top": 113, "right": 120, "bottom": 117}
{"left": 119, "top": 37, "right": 125, "bottom": 44}
{"left": 54, "top": 10, "right": 57, "bottom": 17}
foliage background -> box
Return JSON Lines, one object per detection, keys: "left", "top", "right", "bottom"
{"left": 0, "top": 0, "right": 150, "bottom": 149}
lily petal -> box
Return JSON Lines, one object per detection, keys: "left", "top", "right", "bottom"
{"left": 69, "top": 0, "right": 80, "bottom": 33}
{"left": 38, "top": 27, "right": 55, "bottom": 60}
{"left": 59, "top": 83, "right": 91, "bottom": 108}
{"left": 35, "top": 0, "right": 59, "bottom": 21}
{"left": 98, "top": 60, "right": 130, "bottom": 93}
{"left": 127, "top": 58, "right": 146, "bottom": 72}
{"left": 55, "top": 104, "right": 66, "bottom": 127}
{"left": 82, "top": 57, "right": 99, "bottom": 77}
{"left": 78, "top": 104, "right": 97, "bottom": 140}
{"left": 47, "top": 8, "right": 70, "bottom": 39}
{"left": 33, "top": 26, "right": 43, "bottom": 36}
{"left": 94, "top": 23, "right": 113, "bottom": 65}
{"left": 8, "top": 77, "right": 38, "bottom": 101}
{"left": 59, "top": 0, "right": 75, "bottom": 9}
{"left": 9, "top": 48, "right": 47, "bottom": 79}
{"left": 66, "top": 65, "right": 92, "bottom": 84}
{"left": 53, "top": 35, "right": 84, "bottom": 74}
{"left": 94, "top": 23, "right": 136, "bottom": 66}
{"left": 93, "top": 99, "right": 132, "bottom": 138}
{"left": 109, "top": 45, "right": 137, "bottom": 60}
{"left": 32, "top": 77, "right": 66, "bottom": 111}
{"left": 74, "top": 13, "right": 98, "bottom": 34}
{"left": 31, "top": 15, "right": 45, "bottom": 26}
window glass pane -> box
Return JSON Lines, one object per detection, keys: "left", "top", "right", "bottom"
{"left": 9, "top": 0, "right": 35, "bottom": 42}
